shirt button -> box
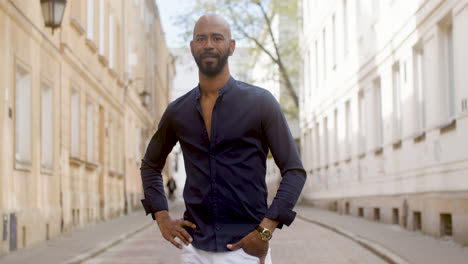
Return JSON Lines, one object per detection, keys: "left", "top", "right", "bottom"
{"left": 210, "top": 155, "right": 215, "bottom": 159}
{"left": 215, "top": 225, "right": 221, "bottom": 230}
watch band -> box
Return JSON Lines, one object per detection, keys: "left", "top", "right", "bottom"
{"left": 255, "top": 225, "right": 272, "bottom": 241}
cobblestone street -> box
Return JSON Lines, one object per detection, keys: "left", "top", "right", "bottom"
{"left": 83, "top": 205, "right": 385, "bottom": 264}
{"left": 3, "top": 201, "right": 468, "bottom": 263}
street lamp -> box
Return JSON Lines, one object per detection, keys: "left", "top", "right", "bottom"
{"left": 139, "top": 91, "right": 151, "bottom": 107}
{"left": 40, "top": 0, "right": 67, "bottom": 34}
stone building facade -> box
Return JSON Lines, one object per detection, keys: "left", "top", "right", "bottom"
{"left": 0, "top": 0, "right": 173, "bottom": 255}
{"left": 300, "top": 0, "right": 468, "bottom": 244}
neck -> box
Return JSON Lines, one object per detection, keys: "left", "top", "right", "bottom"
{"left": 198, "top": 66, "right": 231, "bottom": 97}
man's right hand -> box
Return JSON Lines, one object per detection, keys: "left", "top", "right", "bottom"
{"left": 154, "top": 210, "right": 197, "bottom": 249}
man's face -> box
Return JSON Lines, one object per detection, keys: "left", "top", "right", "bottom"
{"left": 190, "top": 19, "right": 235, "bottom": 77}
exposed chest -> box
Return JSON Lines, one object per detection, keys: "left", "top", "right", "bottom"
{"left": 200, "top": 97, "right": 217, "bottom": 140}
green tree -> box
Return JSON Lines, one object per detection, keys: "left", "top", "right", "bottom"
{"left": 176, "top": 0, "right": 300, "bottom": 116}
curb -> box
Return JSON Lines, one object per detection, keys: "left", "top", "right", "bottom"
{"left": 296, "top": 214, "right": 410, "bottom": 264}
{"left": 63, "top": 201, "right": 183, "bottom": 264}
{"left": 63, "top": 221, "right": 153, "bottom": 264}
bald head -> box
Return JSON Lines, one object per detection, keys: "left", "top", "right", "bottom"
{"left": 190, "top": 14, "right": 236, "bottom": 78}
{"left": 193, "top": 14, "right": 232, "bottom": 40}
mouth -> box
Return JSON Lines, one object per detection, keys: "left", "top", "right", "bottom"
{"left": 200, "top": 53, "right": 219, "bottom": 60}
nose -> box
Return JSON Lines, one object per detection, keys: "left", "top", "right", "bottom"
{"left": 204, "top": 38, "right": 214, "bottom": 50}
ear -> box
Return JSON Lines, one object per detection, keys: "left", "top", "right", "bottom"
{"left": 190, "top": 40, "right": 195, "bottom": 56}
{"left": 229, "top": 39, "right": 236, "bottom": 56}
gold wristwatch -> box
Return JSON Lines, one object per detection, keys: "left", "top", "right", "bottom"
{"left": 255, "top": 225, "right": 272, "bottom": 241}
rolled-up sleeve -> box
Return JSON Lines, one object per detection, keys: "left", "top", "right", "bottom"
{"left": 261, "top": 90, "right": 306, "bottom": 228}
{"left": 140, "top": 105, "right": 178, "bottom": 219}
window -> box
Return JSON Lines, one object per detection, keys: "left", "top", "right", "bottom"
{"left": 333, "top": 109, "right": 339, "bottom": 162}
{"left": 373, "top": 78, "right": 383, "bottom": 148}
{"left": 71, "top": 90, "right": 80, "bottom": 158}
{"left": 109, "top": 13, "right": 114, "bottom": 68}
{"left": 118, "top": 124, "right": 124, "bottom": 172}
{"left": 109, "top": 118, "right": 115, "bottom": 170}
{"left": 323, "top": 117, "right": 329, "bottom": 166}
{"left": 308, "top": 129, "right": 314, "bottom": 169}
{"left": 315, "top": 122, "right": 321, "bottom": 169}
{"left": 41, "top": 84, "right": 53, "bottom": 169}
{"left": 86, "top": 103, "right": 94, "bottom": 162}
{"left": 439, "top": 18, "right": 455, "bottom": 122}
{"left": 392, "top": 62, "right": 402, "bottom": 142}
{"left": 135, "top": 126, "right": 141, "bottom": 161}
{"left": 358, "top": 92, "right": 366, "bottom": 154}
{"left": 332, "top": 14, "right": 337, "bottom": 68}
{"left": 305, "top": 50, "right": 311, "bottom": 99}
{"left": 413, "top": 44, "right": 426, "bottom": 134}
{"left": 98, "top": 0, "right": 105, "bottom": 55}
{"left": 343, "top": 0, "right": 349, "bottom": 55}
{"left": 86, "top": 0, "right": 94, "bottom": 40}
{"left": 345, "top": 100, "right": 352, "bottom": 158}
{"left": 322, "top": 28, "right": 327, "bottom": 80}
{"left": 314, "top": 41, "right": 319, "bottom": 89}
{"left": 15, "top": 66, "right": 32, "bottom": 164}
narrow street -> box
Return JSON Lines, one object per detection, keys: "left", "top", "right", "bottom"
{"left": 83, "top": 204, "right": 385, "bottom": 264}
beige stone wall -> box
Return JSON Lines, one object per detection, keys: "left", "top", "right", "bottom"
{"left": 0, "top": 0, "right": 173, "bottom": 255}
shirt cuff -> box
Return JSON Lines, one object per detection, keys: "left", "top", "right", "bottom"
{"left": 141, "top": 198, "right": 168, "bottom": 220}
{"left": 265, "top": 200, "right": 297, "bottom": 229}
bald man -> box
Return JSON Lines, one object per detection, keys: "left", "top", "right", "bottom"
{"left": 141, "top": 14, "right": 306, "bottom": 264}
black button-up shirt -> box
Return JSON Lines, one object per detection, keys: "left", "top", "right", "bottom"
{"left": 141, "top": 77, "right": 306, "bottom": 252}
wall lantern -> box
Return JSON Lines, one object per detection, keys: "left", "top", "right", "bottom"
{"left": 139, "top": 91, "right": 151, "bottom": 107}
{"left": 40, "top": 0, "right": 67, "bottom": 33}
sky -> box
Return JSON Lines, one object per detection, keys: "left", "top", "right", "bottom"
{"left": 155, "top": 0, "right": 194, "bottom": 48}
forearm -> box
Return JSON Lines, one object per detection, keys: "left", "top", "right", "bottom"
{"left": 259, "top": 218, "right": 279, "bottom": 232}
{"left": 154, "top": 210, "right": 170, "bottom": 222}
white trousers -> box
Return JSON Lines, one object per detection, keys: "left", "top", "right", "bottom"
{"left": 181, "top": 244, "right": 273, "bottom": 264}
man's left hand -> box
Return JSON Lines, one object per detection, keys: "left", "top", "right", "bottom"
{"left": 226, "top": 231, "right": 268, "bottom": 264}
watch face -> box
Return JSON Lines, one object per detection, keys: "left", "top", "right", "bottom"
{"left": 262, "top": 230, "right": 272, "bottom": 241}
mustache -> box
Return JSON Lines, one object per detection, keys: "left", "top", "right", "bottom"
{"left": 200, "top": 52, "right": 219, "bottom": 59}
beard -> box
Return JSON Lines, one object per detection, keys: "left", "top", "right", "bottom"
{"left": 193, "top": 47, "right": 230, "bottom": 77}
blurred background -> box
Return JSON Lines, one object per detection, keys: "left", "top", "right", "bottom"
{"left": 1, "top": 0, "right": 468, "bottom": 263}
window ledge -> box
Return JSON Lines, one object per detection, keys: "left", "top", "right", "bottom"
{"left": 108, "top": 68, "right": 118, "bottom": 78}
{"left": 440, "top": 119, "right": 456, "bottom": 134}
{"left": 85, "top": 161, "right": 99, "bottom": 170}
{"left": 85, "top": 38, "right": 98, "bottom": 53}
{"left": 69, "top": 156, "right": 84, "bottom": 167}
{"left": 109, "top": 170, "right": 124, "bottom": 179}
{"left": 41, "top": 166, "right": 54, "bottom": 175}
{"left": 374, "top": 147, "right": 383, "bottom": 155}
{"left": 98, "top": 54, "right": 108, "bottom": 67}
{"left": 413, "top": 131, "right": 426, "bottom": 143}
{"left": 15, "top": 160, "right": 32, "bottom": 172}
{"left": 392, "top": 140, "right": 402, "bottom": 150}
{"left": 70, "top": 18, "right": 85, "bottom": 36}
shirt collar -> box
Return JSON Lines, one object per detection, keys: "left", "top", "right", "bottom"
{"left": 195, "top": 76, "right": 235, "bottom": 100}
